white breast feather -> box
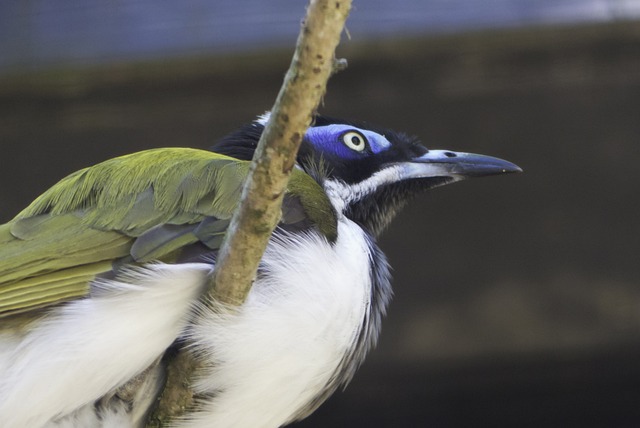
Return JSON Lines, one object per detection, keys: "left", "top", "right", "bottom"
{"left": 179, "top": 218, "right": 372, "bottom": 428}
{"left": 0, "top": 263, "right": 210, "bottom": 428}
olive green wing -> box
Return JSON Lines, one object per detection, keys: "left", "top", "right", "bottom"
{"left": 0, "top": 217, "right": 129, "bottom": 315}
{"left": 0, "top": 147, "right": 336, "bottom": 318}
{"left": 0, "top": 148, "right": 246, "bottom": 317}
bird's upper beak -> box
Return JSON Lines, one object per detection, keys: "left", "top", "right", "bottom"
{"left": 399, "top": 149, "right": 522, "bottom": 181}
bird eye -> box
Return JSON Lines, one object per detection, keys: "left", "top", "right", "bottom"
{"left": 341, "top": 131, "right": 367, "bottom": 152}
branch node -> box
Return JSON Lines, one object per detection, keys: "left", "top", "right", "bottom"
{"left": 332, "top": 57, "right": 348, "bottom": 75}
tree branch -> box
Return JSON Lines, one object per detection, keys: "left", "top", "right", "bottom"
{"left": 210, "top": 0, "right": 351, "bottom": 305}
{"left": 146, "top": 1, "right": 351, "bottom": 425}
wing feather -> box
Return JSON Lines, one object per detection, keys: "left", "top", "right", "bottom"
{"left": 0, "top": 149, "right": 246, "bottom": 317}
{"left": 1, "top": 147, "right": 336, "bottom": 318}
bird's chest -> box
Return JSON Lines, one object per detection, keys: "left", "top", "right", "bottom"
{"left": 189, "top": 219, "right": 373, "bottom": 426}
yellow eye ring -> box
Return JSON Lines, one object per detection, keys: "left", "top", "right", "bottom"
{"left": 342, "top": 131, "right": 367, "bottom": 152}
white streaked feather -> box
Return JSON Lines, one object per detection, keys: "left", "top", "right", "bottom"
{"left": 44, "top": 400, "right": 129, "bottom": 428}
{"left": 323, "top": 166, "right": 405, "bottom": 212}
{"left": 255, "top": 111, "right": 271, "bottom": 126}
{"left": 0, "top": 263, "right": 211, "bottom": 428}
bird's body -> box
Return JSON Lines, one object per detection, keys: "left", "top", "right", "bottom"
{"left": 0, "top": 115, "right": 520, "bottom": 427}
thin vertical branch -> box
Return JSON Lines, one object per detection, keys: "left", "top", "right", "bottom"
{"left": 210, "top": 0, "right": 352, "bottom": 305}
{"left": 147, "top": 1, "right": 351, "bottom": 425}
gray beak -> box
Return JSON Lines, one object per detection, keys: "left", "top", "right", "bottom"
{"left": 408, "top": 149, "right": 522, "bottom": 178}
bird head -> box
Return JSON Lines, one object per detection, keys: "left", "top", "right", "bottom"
{"left": 212, "top": 113, "right": 521, "bottom": 236}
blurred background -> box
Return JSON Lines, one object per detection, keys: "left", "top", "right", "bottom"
{"left": 1, "top": 1, "right": 640, "bottom": 426}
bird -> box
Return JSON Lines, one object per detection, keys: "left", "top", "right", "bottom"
{"left": 0, "top": 113, "right": 521, "bottom": 428}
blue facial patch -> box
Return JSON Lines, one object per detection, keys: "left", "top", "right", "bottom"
{"left": 305, "top": 124, "right": 392, "bottom": 159}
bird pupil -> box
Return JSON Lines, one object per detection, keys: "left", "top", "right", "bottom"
{"left": 351, "top": 136, "right": 360, "bottom": 145}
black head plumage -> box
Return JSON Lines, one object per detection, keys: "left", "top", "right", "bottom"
{"left": 211, "top": 114, "right": 520, "bottom": 236}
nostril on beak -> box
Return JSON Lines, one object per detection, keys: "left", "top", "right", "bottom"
{"left": 444, "top": 152, "right": 457, "bottom": 158}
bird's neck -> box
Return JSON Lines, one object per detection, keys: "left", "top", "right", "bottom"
{"left": 323, "top": 179, "right": 411, "bottom": 237}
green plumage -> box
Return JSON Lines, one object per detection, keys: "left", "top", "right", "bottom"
{"left": 0, "top": 148, "right": 336, "bottom": 318}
